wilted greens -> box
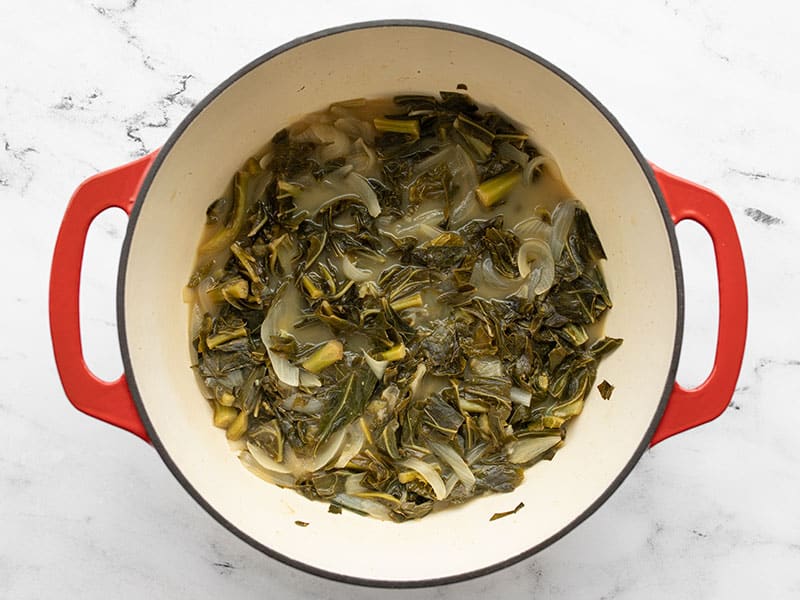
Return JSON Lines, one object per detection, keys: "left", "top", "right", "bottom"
{"left": 186, "top": 92, "right": 621, "bottom": 521}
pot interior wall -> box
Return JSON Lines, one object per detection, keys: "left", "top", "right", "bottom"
{"left": 122, "top": 24, "right": 679, "bottom": 582}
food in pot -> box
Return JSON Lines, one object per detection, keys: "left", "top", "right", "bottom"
{"left": 185, "top": 91, "right": 621, "bottom": 521}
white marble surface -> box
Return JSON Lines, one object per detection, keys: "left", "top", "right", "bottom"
{"left": 2, "top": 0, "right": 798, "bottom": 597}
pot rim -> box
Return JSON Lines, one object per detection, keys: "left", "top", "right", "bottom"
{"left": 117, "top": 19, "right": 684, "bottom": 589}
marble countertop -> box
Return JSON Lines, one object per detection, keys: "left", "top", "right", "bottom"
{"left": 2, "top": 1, "right": 797, "bottom": 598}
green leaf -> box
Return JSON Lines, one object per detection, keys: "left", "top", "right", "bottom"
{"left": 317, "top": 364, "right": 378, "bottom": 447}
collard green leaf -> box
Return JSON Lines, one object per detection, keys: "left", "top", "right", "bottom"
{"left": 598, "top": 379, "right": 615, "bottom": 400}
{"left": 317, "top": 364, "right": 378, "bottom": 446}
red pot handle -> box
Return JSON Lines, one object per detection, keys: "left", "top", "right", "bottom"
{"left": 649, "top": 165, "right": 748, "bottom": 445}
{"left": 49, "top": 153, "right": 158, "bottom": 442}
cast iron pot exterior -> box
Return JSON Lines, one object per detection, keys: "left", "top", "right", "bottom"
{"left": 50, "top": 21, "right": 747, "bottom": 587}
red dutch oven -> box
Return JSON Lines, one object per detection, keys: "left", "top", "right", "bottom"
{"left": 49, "top": 21, "right": 747, "bottom": 587}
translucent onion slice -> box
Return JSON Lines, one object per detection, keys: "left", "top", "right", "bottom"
{"left": 412, "top": 146, "right": 453, "bottom": 176}
{"left": 239, "top": 451, "right": 297, "bottom": 487}
{"left": 550, "top": 200, "right": 578, "bottom": 261}
{"left": 517, "top": 239, "right": 555, "bottom": 296}
{"left": 523, "top": 154, "right": 563, "bottom": 184}
{"left": 346, "top": 172, "right": 381, "bottom": 217}
{"left": 399, "top": 457, "right": 447, "bottom": 500}
{"left": 334, "top": 117, "right": 375, "bottom": 144}
{"left": 497, "top": 141, "right": 529, "bottom": 167}
{"left": 506, "top": 435, "right": 562, "bottom": 464}
{"left": 514, "top": 214, "right": 552, "bottom": 242}
{"left": 197, "top": 275, "right": 218, "bottom": 316}
{"left": 332, "top": 493, "right": 392, "bottom": 520}
{"left": 469, "top": 357, "right": 505, "bottom": 379}
{"left": 246, "top": 441, "right": 293, "bottom": 474}
{"left": 444, "top": 473, "right": 459, "bottom": 497}
{"left": 430, "top": 441, "right": 476, "bottom": 492}
{"left": 334, "top": 424, "right": 366, "bottom": 469}
{"left": 344, "top": 472, "right": 367, "bottom": 494}
{"left": 189, "top": 303, "right": 203, "bottom": 339}
{"left": 306, "top": 426, "right": 348, "bottom": 473}
{"left": 465, "top": 441, "right": 489, "bottom": 466}
{"left": 257, "top": 151, "right": 273, "bottom": 170}
{"left": 448, "top": 145, "right": 481, "bottom": 228}
{"left": 311, "top": 123, "right": 351, "bottom": 162}
{"left": 471, "top": 257, "right": 524, "bottom": 299}
{"left": 280, "top": 393, "right": 324, "bottom": 415}
{"left": 347, "top": 137, "right": 377, "bottom": 174}
{"left": 362, "top": 350, "right": 388, "bottom": 380}
{"left": 510, "top": 387, "right": 532, "bottom": 407}
{"left": 260, "top": 285, "right": 300, "bottom": 387}
{"left": 409, "top": 364, "right": 427, "bottom": 399}
{"left": 299, "top": 371, "right": 322, "bottom": 388}
{"left": 342, "top": 255, "right": 373, "bottom": 282}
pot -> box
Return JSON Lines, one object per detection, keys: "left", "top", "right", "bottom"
{"left": 49, "top": 21, "right": 747, "bottom": 587}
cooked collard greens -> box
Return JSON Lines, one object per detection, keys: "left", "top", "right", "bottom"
{"left": 185, "top": 92, "right": 621, "bottom": 521}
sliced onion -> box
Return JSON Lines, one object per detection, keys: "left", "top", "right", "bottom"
{"left": 451, "top": 144, "right": 479, "bottom": 188}
{"left": 197, "top": 275, "right": 218, "bottom": 316}
{"left": 412, "top": 146, "right": 453, "bottom": 176}
{"left": 469, "top": 357, "right": 505, "bottom": 379}
{"left": 506, "top": 435, "right": 562, "bottom": 464}
{"left": 430, "top": 441, "right": 476, "bottom": 492}
{"left": 471, "top": 257, "right": 524, "bottom": 297}
{"left": 261, "top": 286, "right": 300, "bottom": 387}
{"left": 465, "top": 441, "right": 489, "bottom": 466}
{"left": 444, "top": 472, "right": 459, "bottom": 497}
{"left": 389, "top": 209, "right": 445, "bottom": 242}
{"left": 363, "top": 350, "right": 388, "bottom": 379}
{"left": 258, "top": 151, "right": 273, "bottom": 170}
{"left": 240, "top": 451, "right": 297, "bottom": 487}
{"left": 280, "top": 393, "right": 324, "bottom": 415}
{"left": 306, "top": 426, "right": 348, "bottom": 472}
{"left": 346, "top": 173, "right": 381, "bottom": 217}
{"left": 311, "top": 123, "right": 351, "bottom": 162}
{"left": 189, "top": 303, "right": 203, "bottom": 339}
{"left": 514, "top": 214, "right": 552, "bottom": 242}
{"left": 348, "top": 137, "right": 377, "bottom": 174}
{"left": 523, "top": 154, "right": 563, "bottom": 184}
{"left": 326, "top": 164, "right": 354, "bottom": 180}
{"left": 342, "top": 255, "right": 373, "bottom": 282}
{"left": 332, "top": 493, "right": 392, "bottom": 520}
{"left": 448, "top": 145, "right": 481, "bottom": 228}
{"left": 497, "top": 142, "right": 529, "bottom": 167}
{"left": 292, "top": 126, "right": 322, "bottom": 144}
{"left": 334, "top": 117, "right": 375, "bottom": 144}
{"left": 549, "top": 200, "right": 578, "bottom": 261}
{"left": 334, "top": 424, "right": 366, "bottom": 469}
{"left": 344, "top": 472, "right": 367, "bottom": 494}
{"left": 275, "top": 235, "right": 297, "bottom": 274}
{"left": 510, "top": 387, "right": 532, "bottom": 407}
{"left": 517, "top": 239, "right": 555, "bottom": 296}
{"left": 246, "top": 441, "right": 293, "bottom": 474}
{"left": 299, "top": 371, "right": 322, "bottom": 388}
{"left": 399, "top": 457, "right": 447, "bottom": 500}
{"left": 409, "top": 364, "right": 427, "bottom": 399}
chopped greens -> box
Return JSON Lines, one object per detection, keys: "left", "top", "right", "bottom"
{"left": 598, "top": 379, "right": 615, "bottom": 400}
{"left": 186, "top": 92, "right": 621, "bottom": 521}
{"left": 490, "top": 501, "right": 525, "bottom": 522}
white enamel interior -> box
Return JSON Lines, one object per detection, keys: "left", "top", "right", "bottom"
{"left": 122, "top": 25, "right": 679, "bottom": 583}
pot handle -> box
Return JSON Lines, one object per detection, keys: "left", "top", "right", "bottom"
{"left": 649, "top": 165, "right": 748, "bottom": 445}
{"left": 49, "top": 153, "right": 158, "bottom": 442}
